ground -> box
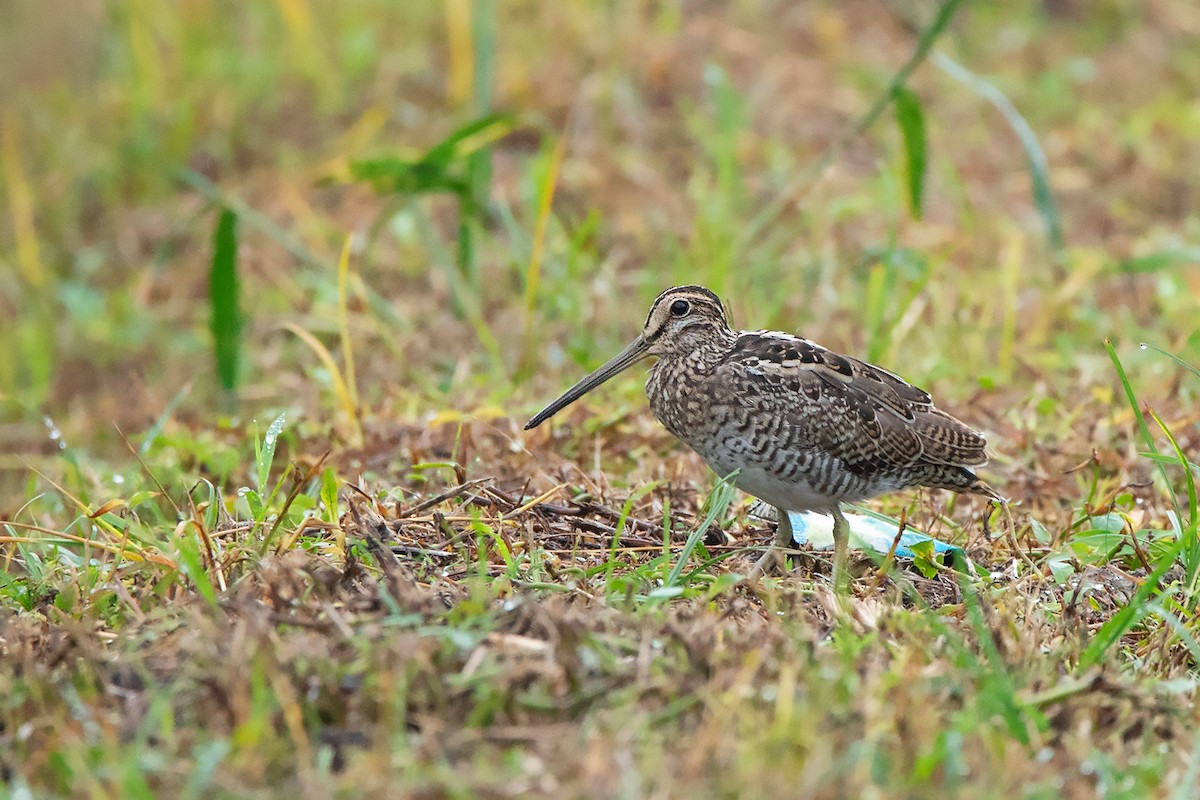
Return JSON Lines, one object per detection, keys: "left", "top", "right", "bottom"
{"left": 1, "top": 1, "right": 1199, "bottom": 797}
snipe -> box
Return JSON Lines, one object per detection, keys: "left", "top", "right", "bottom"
{"left": 525, "top": 285, "right": 1000, "bottom": 587}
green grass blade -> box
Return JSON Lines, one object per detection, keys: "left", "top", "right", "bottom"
{"left": 431, "top": 112, "right": 510, "bottom": 165}
{"left": 1145, "top": 601, "right": 1200, "bottom": 666}
{"left": 605, "top": 483, "right": 658, "bottom": 586}
{"left": 959, "top": 581, "right": 1037, "bottom": 744}
{"left": 180, "top": 169, "right": 331, "bottom": 271}
{"left": 138, "top": 382, "right": 192, "bottom": 457}
{"left": 665, "top": 476, "right": 736, "bottom": 589}
{"left": 1140, "top": 342, "right": 1200, "bottom": 381}
{"left": 1112, "top": 247, "right": 1200, "bottom": 275}
{"left": 1074, "top": 347, "right": 1195, "bottom": 666}
{"left": 1105, "top": 339, "right": 1183, "bottom": 531}
{"left": 933, "top": 52, "right": 1063, "bottom": 253}
{"left": 1077, "top": 535, "right": 1185, "bottom": 670}
{"left": 1148, "top": 407, "right": 1200, "bottom": 599}
{"left": 892, "top": 86, "right": 926, "bottom": 218}
{"left": 209, "top": 208, "right": 240, "bottom": 404}
{"left": 737, "top": 0, "right": 966, "bottom": 248}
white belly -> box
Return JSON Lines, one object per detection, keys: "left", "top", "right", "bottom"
{"left": 735, "top": 463, "right": 841, "bottom": 514}
{"left": 703, "top": 456, "right": 841, "bottom": 514}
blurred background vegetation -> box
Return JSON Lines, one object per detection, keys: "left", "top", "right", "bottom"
{"left": 0, "top": 0, "right": 1197, "bottom": 500}
{"left": 3, "top": 2, "right": 1200, "bottom": 796}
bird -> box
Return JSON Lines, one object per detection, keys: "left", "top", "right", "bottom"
{"left": 524, "top": 285, "right": 1000, "bottom": 589}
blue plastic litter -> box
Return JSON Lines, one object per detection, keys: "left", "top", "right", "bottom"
{"left": 786, "top": 509, "right": 972, "bottom": 573}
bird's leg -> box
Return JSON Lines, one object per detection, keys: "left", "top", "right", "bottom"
{"left": 831, "top": 504, "right": 850, "bottom": 594}
{"left": 749, "top": 507, "right": 794, "bottom": 577}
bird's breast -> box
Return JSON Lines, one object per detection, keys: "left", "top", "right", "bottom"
{"left": 645, "top": 358, "right": 716, "bottom": 445}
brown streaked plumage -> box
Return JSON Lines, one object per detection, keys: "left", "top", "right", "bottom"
{"left": 525, "top": 285, "right": 1000, "bottom": 587}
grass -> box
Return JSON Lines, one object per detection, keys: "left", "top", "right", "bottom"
{"left": 2, "top": 0, "right": 1200, "bottom": 796}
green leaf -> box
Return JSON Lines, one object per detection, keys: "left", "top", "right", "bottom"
{"left": 1045, "top": 553, "right": 1074, "bottom": 584}
{"left": 126, "top": 490, "right": 159, "bottom": 509}
{"left": 347, "top": 113, "right": 513, "bottom": 197}
{"left": 1029, "top": 517, "right": 1051, "bottom": 546}
{"left": 471, "top": 512, "right": 513, "bottom": 571}
{"left": 321, "top": 467, "right": 340, "bottom": 525}
{"left": 243, "top": 488, "right": 264, "bottom": 522}
{"left": 348, "top": 157, "right": 468, "bottom": 196}
{"left": 908, "top": 538, "right": 939, "bottom": 579}
{"left": 254, "top": 413, "right": 287, "bottom": 496}
{"left": 209, "top": 208, "right": 241, "bottom": 397}
{"left": 281, "top": 494, "right": 316, "bottom": 530}
{"left": 892, "top": 87, "right": 926, "bottom": 218}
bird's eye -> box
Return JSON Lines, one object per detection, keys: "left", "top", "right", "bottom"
{"left": 669, "top": 299, "right": 690, "bottom": 317}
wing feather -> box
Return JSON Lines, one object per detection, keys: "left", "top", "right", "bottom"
{"left": 718, "top": 332, "right": 989, "bottom": 478}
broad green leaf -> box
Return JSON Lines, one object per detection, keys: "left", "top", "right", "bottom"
{"left": 908, "top": 538, "right": 939, "bottom": 579}
{"left": 1045, "top": 553, "right": 1074, "bottom": 584}
{"left": 1029, "top": 517, "right": 1051, "bottom": 546}
{"left": 243, "top": 489, "right": 264, "bottom": 522}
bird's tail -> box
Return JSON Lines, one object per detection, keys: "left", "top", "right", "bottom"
{"left": 966, "top": 477, "right": 1004, "bottom": 504}
{"left": 916, "top": 465, "right": 1005, "bottom": 504}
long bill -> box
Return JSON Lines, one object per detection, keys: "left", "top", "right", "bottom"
{"left": 524, "top": 336, "right": 652, "bottom": 430}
